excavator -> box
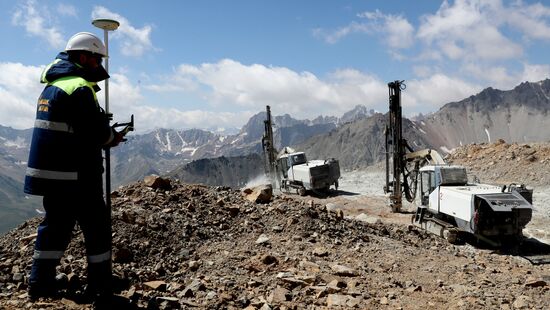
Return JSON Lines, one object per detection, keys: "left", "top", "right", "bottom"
{"left": 384, "top": 80, "right": 534, "bottom": 246}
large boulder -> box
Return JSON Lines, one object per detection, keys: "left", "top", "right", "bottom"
{"left": 143, "top": 175, "right": 171, "bottom": 190}
{"left": 242, "top": 184, "right": 273, "bottom": 203}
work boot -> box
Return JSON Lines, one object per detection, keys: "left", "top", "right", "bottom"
{"left": 112, "top": 274, "right": 130, "bottom": 293}
{"left": 28, "top": 283, "right": 60, "bottom": 300}
{"left": 75, "top": 284, "right": 112, "bottom": 305}
{"left": 28, "top": 258, "right": 60, "bottom": 300}
{"left": 93, "top": 293, "right": 134, "bottom": 310}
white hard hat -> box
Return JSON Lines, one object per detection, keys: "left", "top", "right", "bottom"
{"left": 65, "top": 32, "right": 107, "bottom": 56}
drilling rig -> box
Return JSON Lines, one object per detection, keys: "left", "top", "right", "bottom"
{"left": 261, "top": 105, "right": 340, "bottom": 195}
{"left": 262, "top": 105, "right": 279, "bottom": 188}
{"left": 384, "top": 80, "right": 533, "bottom": 246}
{"left": 385, "top": 80, "right": 408, "bottom": 212}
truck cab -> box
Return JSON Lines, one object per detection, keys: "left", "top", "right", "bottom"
{"left": 419, "top": 165, "right": 468, "bottom": 207}
{"left": 277, "top": 152, "right": 307, "bottom": 178}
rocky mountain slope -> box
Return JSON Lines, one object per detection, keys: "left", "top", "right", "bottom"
{"left": 1, "top": 177, "right": 549, "bottom": 309}
{"left": 110, "top": 106, "right": 366, "bottom": 187}
{"left": 446, "top": 139, "right": 550, "bottom": 187}
{"left": 168, "top": 153, "right": 264, "bottom": 189}
{"left": 297, "top": 113, "right": 433, "bottom": 169}
{"left": 110, "top": 128, "right": 224, "bottom": 186}
{"left": 419, "top": 79, "right": 550, "bottom": 150}
{"left": 0, "top": 125, "right": 40, "bottom": 233}
{"left": 215, "top": 110, "right": 340, "bottom": 159}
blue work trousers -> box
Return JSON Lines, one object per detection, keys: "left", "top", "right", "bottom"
{"left": 29, "top": 188, "right": 112, "bottom": 293}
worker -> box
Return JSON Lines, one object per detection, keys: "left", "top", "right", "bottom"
{"left": 24, "top": 32, "right": 124, "bottom": 302}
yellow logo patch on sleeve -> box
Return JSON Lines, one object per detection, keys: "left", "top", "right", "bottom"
{"left": 37, "top": 99, "right": 49, "bottom": 112}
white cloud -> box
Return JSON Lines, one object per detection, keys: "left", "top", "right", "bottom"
{"left": 315, "top": 10, "right": 414, "bottom": 49}
{"left": 57, "top": 3, "right": 77, "bottom": 17}
{"left": 404, "top": 74, "right": 482, "bottom": 110}
{"left": 3, "top": 59, "right": 546, "bottom": 133}
{"left": 11, "top": 0, "right": 65, "bottom": 49}
{"left": 96, "top": 72, "right": 252, "bottom": 131}
{"left": 416, "top": 0, "right": 550, "bottom": 63}
{"left": 415, "top": 49, "right": 443, "bottom": 62}
{"left": 519, "top": 63, "right": 550, "bottom": 84}
{"left": 385, "top": 16, "right": 414, "bottom": 49}
{"left": 413, "top": 0, "right": 550, "bottom": 87}
{"left": 506, "top": 2, "right": 550, "bottom": 41}
{"left": 358, "top": 10, "right": 415, "bottom": 49}
{"left": 417, "top": 0, "right": 523, "bottom": 61}
{"left": 462, "top": 63, "right": 515, "bottom": 88}
{"left": 126, "top": 108, "right": 254, "bottom": 133}
{"left": 116, "top": 59, "right": 550, "bottom": 131}
{"left": 313, "top": 21, "right": 372, "bottom": 44}
{"left": 0, "top": 61, "right": 251, "bottom": 132}
{"left": 98, "top": 73, "right": 143, "bottom": 112}
{"left": 147, "top": 59, "right": 388, "bottom": 120}
{"left": 92, "top": 6, "right": 156, "bottom": 57}
{"left": 0, "top": 62, "right": 44, "bottom": 129}
{"left": 461, "top": 61, "right": 550, "bottom": 90}
{"left": 412, "top": 65, "right": 434, "bottom": 78}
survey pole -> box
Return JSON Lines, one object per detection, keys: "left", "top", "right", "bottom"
{"left": 92, "top": 18, "right": 120, "bottom": 209}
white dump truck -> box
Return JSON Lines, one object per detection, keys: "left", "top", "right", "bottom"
{"left": 276, "top": 148, "right": 340, "bottom": 195}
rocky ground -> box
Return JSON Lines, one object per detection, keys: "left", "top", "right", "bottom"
{"left": 1, "top": 142, "right": 549, "bottom": 309}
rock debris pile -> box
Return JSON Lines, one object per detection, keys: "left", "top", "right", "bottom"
{"left": 446, "top": 140, "right": 550, "bottom": 186}
{"left": 0, "top": 176, "right": 549, "bottom": 309}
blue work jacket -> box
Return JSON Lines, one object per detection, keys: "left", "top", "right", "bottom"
{"left": 24, "top": 52, "right": 113, "bottom": 195}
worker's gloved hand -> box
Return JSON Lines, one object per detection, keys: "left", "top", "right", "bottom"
{"left": 105, "top": 129, "right": 125, "bottom": 148}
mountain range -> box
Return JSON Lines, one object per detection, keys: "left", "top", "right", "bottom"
{"left": 297, "top": 79, "right": 550, "bottom": 167}
{"left": 0, "top": 126, "right": 40, "bottom": 233}
{"left": 419, "top": 80, "right": 550, "bottom": 149}
{"left": 110, "top": 105, "right": 373, "bottom": 187}
{"left": 1, "top": 79, "right": 550, "bottom": 233}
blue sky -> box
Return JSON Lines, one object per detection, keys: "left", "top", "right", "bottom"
{"left": 1, "top": 0, "right": 550, "bottom": 132}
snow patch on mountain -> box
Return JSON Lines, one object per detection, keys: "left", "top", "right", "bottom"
{"left": 484, "top": 128, "right": 491, "bottom": 143}
{"left": 3, "top": 137, "right": 26, "bottom": 149}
